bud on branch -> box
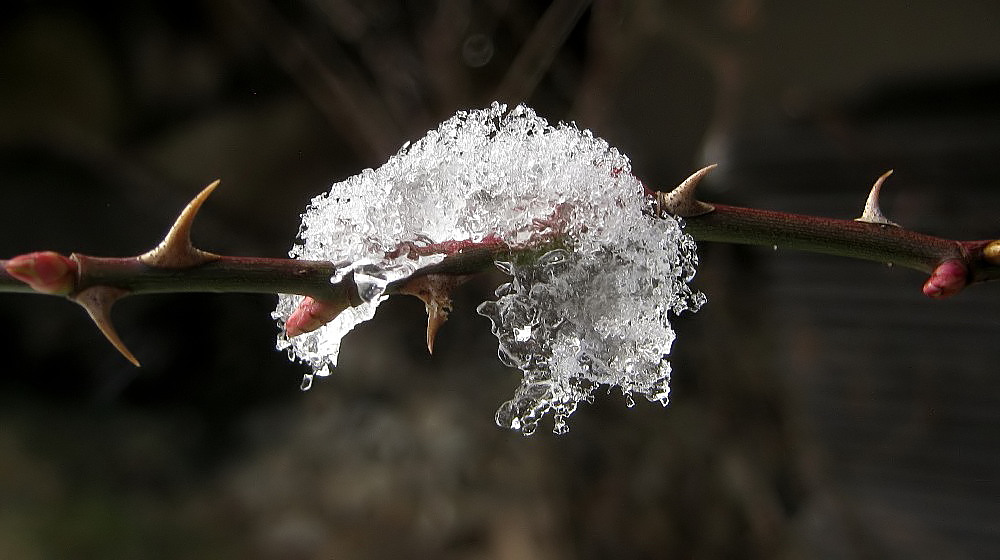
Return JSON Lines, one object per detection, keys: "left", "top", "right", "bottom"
{"left": 4, "top": 251, "right": 78, "bottom": 295}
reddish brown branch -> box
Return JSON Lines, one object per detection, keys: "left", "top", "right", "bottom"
{"left": 682, "top": 203, "right": 961, "bottom": 273}
{"left": 659, "top": 166, "right": 1000, "bottom": 297}
{"left": 2, "top": 171, "right": 998, "bottom": 366}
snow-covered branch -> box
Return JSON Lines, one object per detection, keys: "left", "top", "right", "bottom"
{"left": 3, "top": 103, "right": 998, "bottom": 434}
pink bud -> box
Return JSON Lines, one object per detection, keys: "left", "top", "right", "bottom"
{"left": 285, "top": 296, "right": 350, "bottom": 337}
{"left": 4, "top": 251, "right": 78, "bottom": 295}
{"left": 922, "top": 259, "right": 967, "bottom": 299}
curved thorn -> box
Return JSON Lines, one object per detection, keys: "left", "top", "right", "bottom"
{"left": 140, "top": 180, "right": 221, "bottom": 268}
{"left": 855, "top": 170, "right": 900, "bottom": 227}
{"left": 398, "top": 274, "right": 465, "bottom": 355}
{"left": 425, "top": 302, "right": 449, "bottom": 355}
{"left": 73, "top": 286, "right": 141, "bottom": 367}
{"left": 657, "top": 164, "right": 717, "bottom": 218}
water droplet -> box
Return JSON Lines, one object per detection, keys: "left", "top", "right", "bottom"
{"left": 353, "top": 270, "right": 388, "bottom": 303}
{"left": 300, "top": 373, "right": 314, "bottom": 391}
{"left": 495, "top": 400, "right": 519, "bottom": 429}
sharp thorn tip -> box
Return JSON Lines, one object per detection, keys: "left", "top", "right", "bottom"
{"left": 140, "top": 181, "right": 221, "bottom": 268}
{"left": 855, "top": 169, "right": 900, "bottom": 227}
{"left": 657, "top": 165, "right": 717, "bottom": 217}
{"left": 74, "top": 286, "right": 141, "bottom": 367}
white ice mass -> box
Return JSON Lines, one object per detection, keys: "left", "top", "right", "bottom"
{"left": 273, "top": 103, "right": 705, "bottom": 434}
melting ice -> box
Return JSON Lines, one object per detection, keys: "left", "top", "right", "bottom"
{"left": 273, "top": 102, "right": 705, "bottom": 434}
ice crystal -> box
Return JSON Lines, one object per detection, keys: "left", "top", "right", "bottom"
{"left": 477, "top": 223, "right": 704, "bottom": 435}
{"left": 273, "top": 102, "right": 705, "bottom": 434}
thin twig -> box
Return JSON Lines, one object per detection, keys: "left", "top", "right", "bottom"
{"left": 494, "top": 0, "right": 592, "bottom": 104}
{"left": 225, "top": 0, "right": 401, "bottom": 161}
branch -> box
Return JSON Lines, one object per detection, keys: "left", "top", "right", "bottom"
{"left": 2, "top": 168, "right": 998, "bottom": 366}
{"left": 0, "top": 181, "right": 517, "bottom": 364}
{"left": 657, "top": 166, "right": 1000, "bottom": 295}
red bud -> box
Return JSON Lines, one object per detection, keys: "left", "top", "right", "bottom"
{"left": 922, "top": 259, "right": 967, "bottom": 299}
{"left": 285, "top": 296, "right": 350, "bottom": 337}
{"left": 4, "top": 251, "right": 78, "bottom": 295}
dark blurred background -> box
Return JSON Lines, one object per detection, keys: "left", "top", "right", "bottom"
{"left": 1, "top": 1, "right": 999, "bottom": 558}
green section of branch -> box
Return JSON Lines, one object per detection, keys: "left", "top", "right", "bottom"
{"left": 0, "top": 269, "right": 38, "bottom": 293}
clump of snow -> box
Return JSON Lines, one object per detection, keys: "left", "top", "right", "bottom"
{"left": 273, "top": 102, "right": 705, "bottom": 434}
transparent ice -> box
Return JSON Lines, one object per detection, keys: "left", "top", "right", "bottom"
{"left": 477, "top": 226, "right": 705, "bottom": 435}
{"left": 273, "top": 102, "right": 705, "bottom": 434}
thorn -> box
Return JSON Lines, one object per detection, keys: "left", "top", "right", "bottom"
{"left": 657, "top": 164, "right": 717, "bottom": 217}
{"left": 73, "top": 285, "right": 140, "bottom": 366}
{"left": 398, "top": 274, "right": 468, "bottom": 355}
{"left": 424, "top": 300, "right": 450, "bottom": 355}
{"left": 855, "top": 170, "right": 900, "bottom": 227}
{"left": 140, "top": 180, "right": 221, "bottom": 268}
